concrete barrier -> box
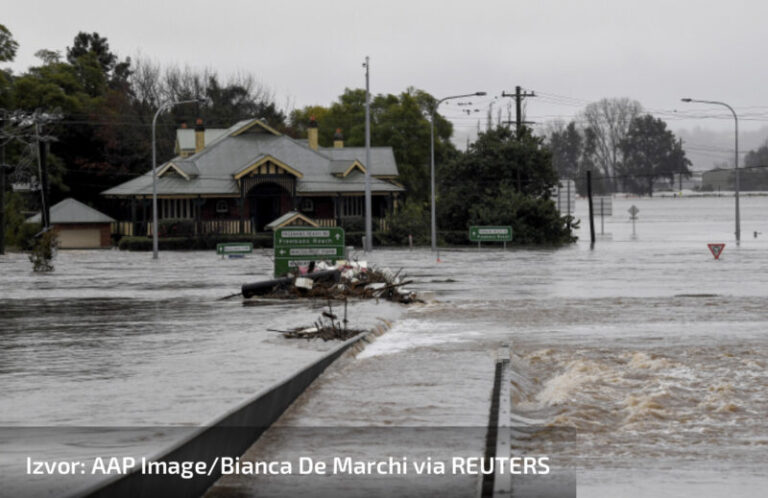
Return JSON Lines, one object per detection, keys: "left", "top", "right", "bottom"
{"left": 480, "top": 346, "right": 510, "bottom": 498}
{"left": 72, "top": 326, "right": 387, "bottom": 498}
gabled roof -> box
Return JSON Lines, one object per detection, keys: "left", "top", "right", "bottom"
{"left": 158, "top": 159, "right": 200, "bottom": 180}
{"left": 103, "top": 118, "right": 404, "bottom": 198}
{"left": 27, "top": 198, "right": 115, "bottom": 224}
{"left": 265, "top": 211, "right": 319, "bottom": 230}
{"left": 298, "top": 170, "right": 402, "bottom": 194}
{"left": 321, "top": 147, "right": 399, "bottom": 177}
{"left": 330, "top": 160, "right": 366, "bottom": 177}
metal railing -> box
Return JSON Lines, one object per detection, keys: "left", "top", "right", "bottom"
{"left": 109, "top": 218, "right": 387, "bottom": 237}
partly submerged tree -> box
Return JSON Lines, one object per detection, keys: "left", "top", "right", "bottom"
{"left": 547, "top": 121, "right": 583, "bottom": 180}
{"left": 619, "top": 114, "right": 691, "bottom": 196}
{"left": 580, "top": 97, "right": 642, "bottom": 192}
{"left": 438, "top": 126, "right": 574, "bottom": 244}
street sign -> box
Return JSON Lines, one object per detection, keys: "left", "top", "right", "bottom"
{"left": 552, "top": 180, "right": 576, "bottom": 216}
{"left": 469, "top": 226, "right": 513, "bottom": 242}
{"left": 628, "top": 205, "right": 639, "bottom": 219}
{"left": 216, "top": 242, "right": 253, "bottom": 256}
{"left": 707, "top": 243, "right": 725, "bottom": 260}
{"left": 594, "top": 196, "right": 613, "bottom": 216}
{"left": 274, "top": 227, "right": 345, "bottom": 276}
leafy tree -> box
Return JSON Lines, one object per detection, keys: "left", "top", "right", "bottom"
{"left": 744, "top": 142, "right": 768, "bottom": 169}
{"left": 0, "top": 24, "right": 18, "bottom": 63}
{"left": 741, "top": 142, "right": 768, "bottom": 190}
{"left": 438, "top": 126, "right": 573, "bottom": 244}
{"left": 619, "top": 114, "right": 691, "bottom": 196}
{"left": 66, "top": 32, "right": 131, "bottom": 90}
{"left": 547, "top": 121, "right": 583, "bottom": 180}
{"left": 0, "top": 24, "right": 18, "bottom": 107}
{"left": 289, "top": 87, "right": 455, "bottom": 201}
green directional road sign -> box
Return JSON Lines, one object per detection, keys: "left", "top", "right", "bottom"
{"left": 469, "top": 226, "right": 513, "bottom": 242}
{"left": 216, "top": 242, "right": 253, "bottom": 255}
{"left": 274, "top": 227, "right": 345, "bottom": 276}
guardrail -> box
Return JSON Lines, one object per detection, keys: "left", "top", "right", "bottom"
{"left": 72, "top": 326, "right": 386, "bottom": 498}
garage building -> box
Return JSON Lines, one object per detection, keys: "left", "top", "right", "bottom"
{"left": 27, "top": 198, "right": 115, "bottom": 249}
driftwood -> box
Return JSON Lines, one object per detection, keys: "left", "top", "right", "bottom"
{"left": 269, "top": 299, "right": 364, "bottom": 341}
{"left": 240, "top": 264, "right": 422, "bottom": 304}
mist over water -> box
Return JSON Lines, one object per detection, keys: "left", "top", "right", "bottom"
{"left": 2, "top": 196, "right": 768, "bottom": 497}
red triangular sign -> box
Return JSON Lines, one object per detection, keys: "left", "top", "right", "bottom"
{"left": 707, "top": 243, "right": 725, "bottom": 260}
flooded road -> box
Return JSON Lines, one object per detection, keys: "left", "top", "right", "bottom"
{"left": 211, "top": 196, "right": 768, "bottom": 497}
{"left": 2, "top": 195, "right": 768, "bottom": 497}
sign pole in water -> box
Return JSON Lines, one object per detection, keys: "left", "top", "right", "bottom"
{"left": 707, "top": 243, "right": 725, "bottom": 260}
{"left": 628, "top": 205, "right": 639, "bottom": 237}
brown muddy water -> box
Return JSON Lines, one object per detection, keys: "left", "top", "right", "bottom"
{"left": 210, "top": 196, "right": 768, "bottom": 497}
{"left": 2, "top": 196, "right": 768, "bottom": 497}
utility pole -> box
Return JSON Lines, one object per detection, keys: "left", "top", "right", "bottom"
{"left": 587, "top": 170, "right": 595, "bottom": 248}
{"left": 363, "top": 56, "right": 372, "bottom": 253}
{"left": 35, "top": 117, "right": 50, "bottom": 230}
{"left": 501, "top": 86, "right": 536, "bottom": 136}
{"left": 678, "top": 138, "right": 684, "bottom": 191}
{"left": 0, "top": 110, "right": 8, "bottom": 254}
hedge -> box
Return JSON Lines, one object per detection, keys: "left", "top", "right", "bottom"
{"left": 118, "top": 234, "right": 273, "bottom": 251}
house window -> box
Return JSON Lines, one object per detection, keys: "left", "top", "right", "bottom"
{"left": 161, "top": 199, "right": 193, "bottom": 219}
{"left": 341, "top": 196, "right": 363, "bottom": 217}
{"left": 216, "top": 200, "right": 229, "bottom": 214}
{"left": 300, "top": 198, "right": 314, "bottom": 213}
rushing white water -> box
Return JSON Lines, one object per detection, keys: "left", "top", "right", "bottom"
{"left": 211, "top": 196, "right": 768, "bottom": 497}
{"left": 2, "top": 195, "right": 768, "bottom": 497}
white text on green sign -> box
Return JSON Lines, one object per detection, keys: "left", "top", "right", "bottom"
{"left": 469, "top": 226, "right": 513, "bottom": 242}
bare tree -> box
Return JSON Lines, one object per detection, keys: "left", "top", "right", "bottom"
{"left": 580, "top": 97, "right": 642, "bottom": 192}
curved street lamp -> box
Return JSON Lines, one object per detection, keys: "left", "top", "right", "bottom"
{"left": 430, "top": 92, "right": 486, "bottom": 257}
{"left": 681, "top": 98, "right": 740, "bottom": 244}
{"left": 152, "top": 98, "right": 206, "bottom": 259}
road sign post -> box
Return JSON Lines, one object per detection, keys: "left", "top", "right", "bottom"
{"left": 707, "top": 243, "right": 725, "bottom": 260}
{"left": 469, "top": 226, "right": 513, "bottom": 249}
{"left": 216, "top": 242, "right": 253, "bottom": 257}
{"left": 628, "top": 205, "right": 639, "bottom": 237}
{"left": 595, "top": 196, "right": 613, "bottom": 235}
{"left": 274, "top": 227, "right": 345, "bottom": 276}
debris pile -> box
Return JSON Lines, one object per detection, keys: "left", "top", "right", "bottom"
{"left": 269, "top": 300, "right": 363, "bottom": 341}
{"left": 241, "top": 260, "right": 421, "bottom": 304}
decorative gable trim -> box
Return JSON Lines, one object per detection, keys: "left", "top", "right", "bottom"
{"left": 230, "top": 119, "right": 282, "bottom": 138}
{"left": 233, "top": 155, "right": 304, "bottom": 180}
{"left": 340, "top": 160, "right": 366, "bottom": 177}
{"left": 157, "top": 162, "right": 190, "bottom": 180}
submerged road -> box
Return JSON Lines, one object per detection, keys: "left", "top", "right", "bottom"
{"left": 208, "top": 197, "right": 768, "bottom": 497}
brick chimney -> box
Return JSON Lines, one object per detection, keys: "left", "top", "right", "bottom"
{"left": 308, "top": 116, "right": 319, "bottom": 151}
{"left": 195, "top": 118, "right": 205, "bottom": 154}
{"left": 333, "top": 128, "right": 344, "bottom": 148}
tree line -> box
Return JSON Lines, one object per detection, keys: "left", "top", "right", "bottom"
{"left": 546, "top": 98, "right": 692, "bottom": 196}
{"left": 7, "top": 23, "right": 731, "bottom": 248}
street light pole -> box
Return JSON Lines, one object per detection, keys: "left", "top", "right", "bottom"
{"left": 681, "top": 98, "right": 740, "bottom": 244}
{"left": 430, "top": 92, "right": 486, "bottom": 257}
{"left": 152, "top": 98, "right": 205, "bottom": 259}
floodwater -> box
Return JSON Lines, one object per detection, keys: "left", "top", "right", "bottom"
{"left": 210, "top": 195, "right": 768, "bottom": 497}
{"left": 0, "top": 247, "right": 405, "bottom": 495}
{"left": 3, "top": 195, "right": 768, "bottom": 497}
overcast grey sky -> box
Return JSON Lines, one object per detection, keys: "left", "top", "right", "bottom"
{"left": 4, "top": 0, "right": 768, "bottom": 167}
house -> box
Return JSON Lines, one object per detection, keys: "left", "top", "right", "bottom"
{"left": 27, "top": 198, "right": 115, "bottom": 248}
{"left": 102, "top": 117, "right": 404, "bottom": 235}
